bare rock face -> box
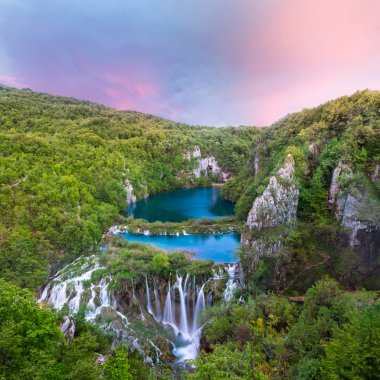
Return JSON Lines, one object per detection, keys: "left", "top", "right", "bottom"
{"left": 241, "top": 234, "right": 283, "bottom": 258}
{"left": 184, "top": 146, "right": 230, "bottom": 182}
{"left": 328, "top": 161, "right": 352, "bottom": 207}
{"left": 60, "top": 316, "right": 75, "bottom": 340}
{"left": 308, "top": 143, "right": 319, "bottom": 161}
{"left": 329, "top": 162, "right": 380, "bottom": 280}
{"left": 247, "top": 154, "right": 299, "bottom": 231}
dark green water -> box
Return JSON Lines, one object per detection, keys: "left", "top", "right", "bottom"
{"left": 128, "top": 187, "right": 234, "bottom": 222}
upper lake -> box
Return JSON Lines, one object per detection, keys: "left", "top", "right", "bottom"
{"left": 128, "top": 186, "right": 234, "bottom": 222}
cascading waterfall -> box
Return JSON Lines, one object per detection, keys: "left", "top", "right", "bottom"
{"left": 192, "top": 284, "right": 205, "bottom": 333}
{"left": 224, "top": 263, "right": 238, "bottom": 302}
{"left": 145, "top": 272, "right": 208, "bottom": 362}
{"left": 153, "top": 277, "right": 162, "bottom": 321}
{"left": 39, "top": 258, "right": 128, "bottom": 326}
{"left": 145, "top": 276, "right": 153, "bottom": 317}
{"left": 177, "top": 275, "right": 189, "bottom": 335}
{"left": 41, "top": 255, "right": 239, "bottom": 365}
{"left": 162, "top": 282, "right": 175, "bottom": 326}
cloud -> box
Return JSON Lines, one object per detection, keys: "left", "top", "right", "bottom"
{"left": 0, "top": 0, "right": 379, "bottom": 125}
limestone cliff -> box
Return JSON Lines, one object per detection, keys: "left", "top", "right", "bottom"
{"left": 184, "top": 146, "right": 230, "bottom": 182}
{"left": 329, "top": 163, "right": 380, "bottom": 278}
{"left": 246, "top": 154, "right": 299, "bottom": 231}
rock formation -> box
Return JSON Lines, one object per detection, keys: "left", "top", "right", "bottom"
{"left": 184, "top": 146, "right": 230, "bottom": 182}
{"left": 329, "top": 162, "right": 380, "bottom": 279}
{"left": 247, "top": 154, "right": 299, "bottom": 231}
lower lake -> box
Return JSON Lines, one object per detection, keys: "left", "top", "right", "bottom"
{"left": 119, "top": 232, "right": 240, "bottom": 263}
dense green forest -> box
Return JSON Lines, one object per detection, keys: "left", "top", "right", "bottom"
{"left": 0, "top": 86, "right": 379, "bottom": 379}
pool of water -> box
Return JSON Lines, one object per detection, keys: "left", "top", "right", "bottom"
{"left": 128, "top": 187, "right": 234, "bottom": 222}
{"left": 119, "top": 232, "right": 240, "bottom": 263}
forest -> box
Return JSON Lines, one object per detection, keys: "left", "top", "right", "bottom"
{"left": 0, "top": 86, "right": 379, "bottom": 379}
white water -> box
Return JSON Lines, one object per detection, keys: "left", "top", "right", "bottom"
{"left": 224, "top": 263, "right": 238, "bottom": 302}
{"left": 40, "top": 255, "right": 237, "bottom": 364}
{"left": 39, "top": 258, "right": 128, "bottom": 325}
{"left": 192, "top": 284, "right": 205, "bottom": 333}
{"left": 144, "top": 273, "right": 209, "bottom": 362}
{"left": 153, "top": 277, "right": 162, "bottom": 321}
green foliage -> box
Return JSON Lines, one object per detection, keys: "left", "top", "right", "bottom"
{"left": 152, "top": 253, "right": 170, "bottom": 277}
{"left": 191, "top": 278, "right": 379, "bottom": 379}
{"left": 103, "top": 345, "right": 133, "bottom": 380}
{"left": 184, "top": 343, "right": 269, "bottom": 380}
{"left": 321, "top": 302, "right": 380, "bottom": 379}
{"left": 0, "top": 279, "right": 64, "bottom": 379}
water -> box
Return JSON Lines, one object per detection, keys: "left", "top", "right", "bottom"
{"left": 120, "top": 232, "right": 240, "bottom": 263}
{"left": 40, "top": 255, "right": 239, "bottom": 365}
{"left": 128, "top": 187, "right": 234, "bottom": 222}
{"left": 146, "top": 273, "right": 208, "bottom": 362}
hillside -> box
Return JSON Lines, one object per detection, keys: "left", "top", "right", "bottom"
{"left": 0, "top": 86, "right": 258, "bottom": 289}
{"left": 0, "top": 87, "right": 379, "bottom": 379}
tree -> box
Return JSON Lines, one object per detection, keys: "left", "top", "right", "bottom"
{"left": 0, "top": 279, "right": 63, "bottom": 379}
{"left": 321, "top": 302, "right": 380, "bottom": 380}
{"left": 103, "top": 345, "right": 134, "bottom": 380}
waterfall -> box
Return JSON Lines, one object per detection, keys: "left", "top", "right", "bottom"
{"left": 99, "top": 279, "right": 110, "bottom": 305}
{"left": 145, "top": 276, "right": 153, "bottom": 316}
{"left": 153, "top": 277, "right": 162, "bottom": 321}
{"left": 39, "top": 258, "right": 128, "bottom": 326}
{"left": 163, "top": 282, "right": 174, "bottom": 325}
{"left": 224, "top": 263, "right": 238, "bottom": 302}
{"left": 131, "top": 278, "right": 137, "bottom": 300}
{"left": 192, "top": 284, "right": 205, "bottom": 333}
{"left": 176, "top": 275, "right": 189, "bottom": 335}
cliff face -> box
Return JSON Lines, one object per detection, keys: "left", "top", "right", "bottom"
{"left": 184, "top": 145, "right": 230, "bottom": 182}
{"left": 247, "top": 154, "right": 299, "bottom": 231}
{"left": 329, "top": 162, "right": 380, "bottom": 280}
{"left": 240, "top": 154, "right": 299, "bottom": 290}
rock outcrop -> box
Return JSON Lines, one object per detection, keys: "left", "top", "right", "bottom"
{"left": 184, "top": 146, "right": 230, "bottom": 182}
{"left": 247, "top": 154, "right": 299, "bottom": 231}
{"left": 60, "top": 316, "right": 75, "bottom": 340}
{"left": 328, "top": 161, "right": 352, "bottom": 207}
{"left": 329, "top": 162, "right": 380, "bottom": 279}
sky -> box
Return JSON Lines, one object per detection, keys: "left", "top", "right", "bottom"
{"left": 0, "top": 0, "right": 379, "bottom": 126}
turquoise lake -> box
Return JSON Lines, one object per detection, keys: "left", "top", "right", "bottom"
{"left": 120, "top": 232, "right": 240, "bottom": 263}
{"left": 124, "top": 187, "right": 239, "bottom": 262}
{"left": 128, "top": 187, "right": 234, "bottom": 222}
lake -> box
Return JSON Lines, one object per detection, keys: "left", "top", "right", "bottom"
{"left": 124, "top": 187, "right": 239, "bottom": 262}
{"left": 128, "top": 186, "right": 234, "bottom": 222}
{"left": 119, "top": 232, "right": 240, "bottom": 263}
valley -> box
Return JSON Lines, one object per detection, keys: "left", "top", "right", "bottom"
{"left": 0, "top": 86, "right": 379, "bottom": 379}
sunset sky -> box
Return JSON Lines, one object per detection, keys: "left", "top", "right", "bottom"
{"left": 1, "top": 0, "right": 379, "bottom": 126}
